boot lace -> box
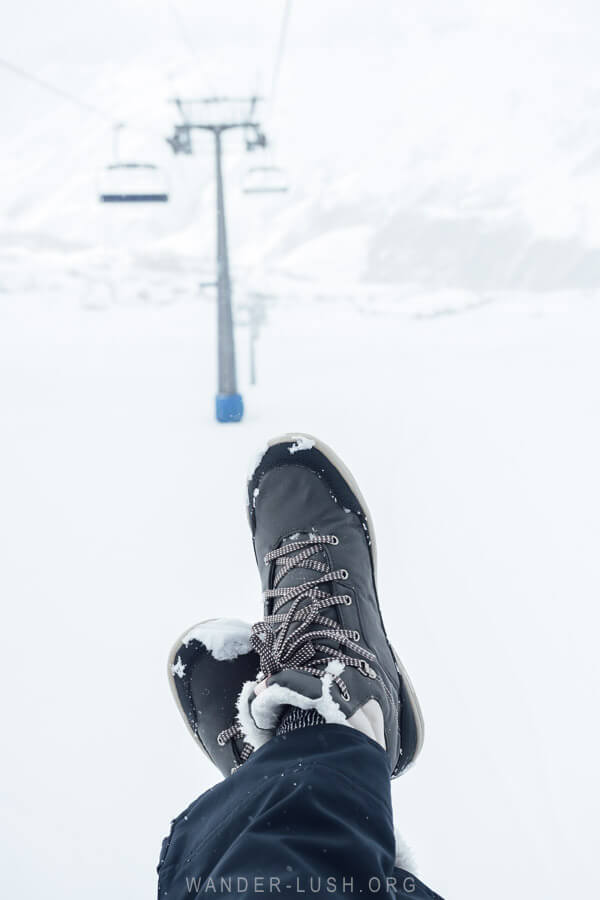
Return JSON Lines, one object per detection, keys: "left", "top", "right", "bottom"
{"left": 216, "top": 723, "right": 254, "bottom": 773}
{"left": 249, "top": 533, "right": 377, "bottom": 702}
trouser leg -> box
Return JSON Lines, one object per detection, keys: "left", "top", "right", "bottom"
{"left": 158, "top": 725, "right": 441, "bottom": 899}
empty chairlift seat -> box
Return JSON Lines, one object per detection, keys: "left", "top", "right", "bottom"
{"left": 242, "top": 166, "right": 289, "bottom": 195}
{"left": 99, "top": 163, "right": 169, "bottom": 203}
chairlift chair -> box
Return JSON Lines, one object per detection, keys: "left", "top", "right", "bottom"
{"left": 99, "top": 162, "right": 169, "bottom": 203}
{"left": 242, "top": 165, "right": 289, "bottom": 195}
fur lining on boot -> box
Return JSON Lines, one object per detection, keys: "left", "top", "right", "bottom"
{"left": 236, "top": 660, "right": 393, "bottom": 754}
{"left": 236, "top": 661, "right": 349, "bottom": 748}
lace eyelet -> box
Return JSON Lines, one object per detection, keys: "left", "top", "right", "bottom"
{"left": 343, "top": 596, "right": 352, "bottom": 606}
{"left": 359, "top": 660, "right": 376, "bottom": 678}
{"left": 217, "top": 735, "right": 226, "bottom": 747}
{"left": 341, "top": 690, "right": 350, "bottom": 702}
{"left": 352, "top": 631, "right": 360, "bottom": 642}
{"left": 330, "top": 535, "right": 339, "bottom": 545}
{"left": 340, "top": 569, "right": 349, "bottom": 580}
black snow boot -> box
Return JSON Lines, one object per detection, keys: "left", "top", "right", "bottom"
{"left": 238, "top": 433, "right": 424, "bottom": 777}
{"left": 168, "top": 618, "right": 260, "bottom": 776}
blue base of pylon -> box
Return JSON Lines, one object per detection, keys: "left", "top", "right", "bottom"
{"left": 216, "top": 392, "right": 244, "bottom": 423}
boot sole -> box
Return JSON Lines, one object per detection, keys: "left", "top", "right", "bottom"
{"left": 254, "top": 432, "right": 425, "bottom": 774}
{"left": 167, "top": 618, "right": 219, "bottom": 762}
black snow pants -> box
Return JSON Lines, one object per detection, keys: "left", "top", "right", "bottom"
{"left": 157, "top": 724, "right": 444, "bottom": 899}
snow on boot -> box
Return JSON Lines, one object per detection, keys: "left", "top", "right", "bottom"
{"left": 168, "top": 618, "right": 260, "bottom": 776}
{"left": 238, "top": 433, "right": 424, "bottom": 777}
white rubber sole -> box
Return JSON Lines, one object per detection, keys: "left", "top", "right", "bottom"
{"left": 392, "top": 646, "right": 425, "bottom": 767}
{"left": 167, "top": 618, "right": 217, "bottom": 762}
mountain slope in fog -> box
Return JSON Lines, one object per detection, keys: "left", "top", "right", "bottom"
{"left": 1, "top": 5, "right": 600, "bottom": 290}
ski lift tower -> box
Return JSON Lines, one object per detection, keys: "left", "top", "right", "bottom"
{"left": 167, "top": 97, "right": 266, "bottom": 423}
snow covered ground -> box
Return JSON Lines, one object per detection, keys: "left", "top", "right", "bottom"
{"left": 0, "top": 274, "right": 598, "bottom": 900}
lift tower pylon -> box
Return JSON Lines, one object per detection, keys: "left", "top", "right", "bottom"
{"left": 167, "top": 97, "right": 266, "bottom": 423}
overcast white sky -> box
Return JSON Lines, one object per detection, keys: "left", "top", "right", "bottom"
{"left": 2, "top": 0, "right": 598, "bottom": 140}
{"left": 5, "top": 0, "right": 600, "bottom": 65}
